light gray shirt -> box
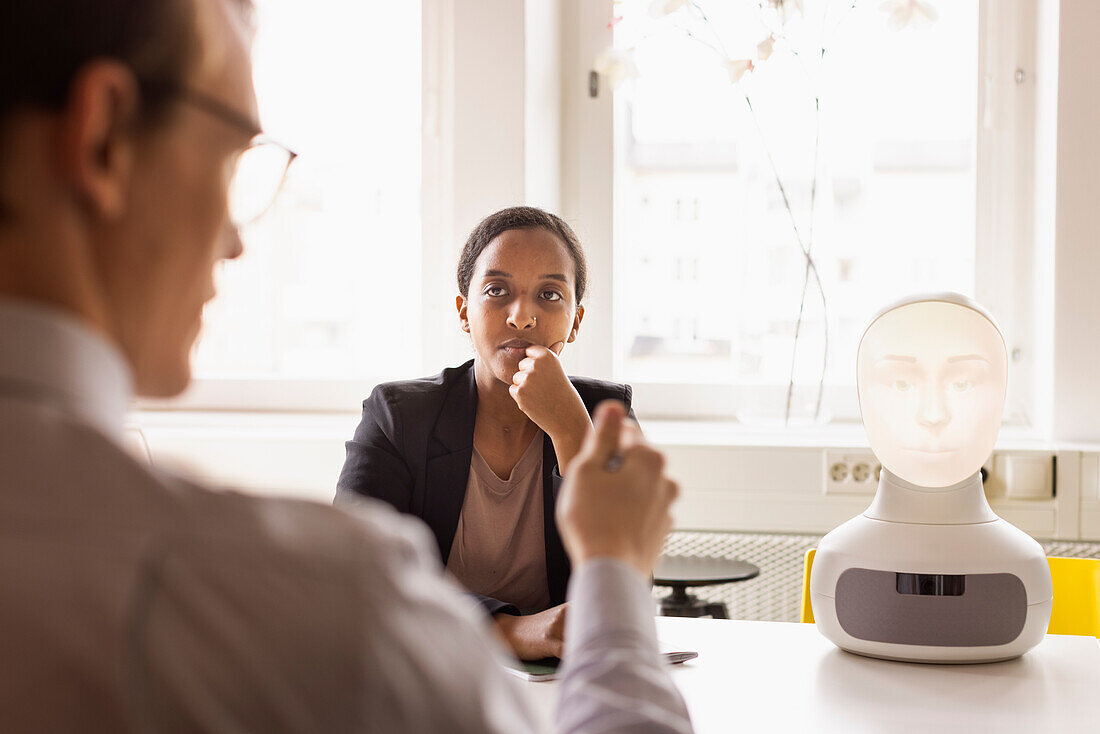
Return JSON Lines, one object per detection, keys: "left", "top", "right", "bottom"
{"left": 0, "top": 298, "right": 692, "bottom": 733}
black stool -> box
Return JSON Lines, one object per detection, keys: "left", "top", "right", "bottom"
{"left": 654, "top": 555, "right": 760, "bottom": 619}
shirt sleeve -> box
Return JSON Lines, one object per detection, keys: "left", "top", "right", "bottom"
{"left": 353, "top": 502, "right": 549, "bottom": 734}
{"left": 131, "top": 494, "right": 691, "bottom": 734}
{"left": 357, "top": 511, "right": 692, "bottom": 734}
{"left": 130, "top": 496, "right": 544, "bottom": 734}
{"left": 557, "top": 559, "right": 693, "bottom": 734}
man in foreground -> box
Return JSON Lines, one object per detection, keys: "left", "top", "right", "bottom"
{"left": 0, "top": 1, "right": 692, "bottom": 731}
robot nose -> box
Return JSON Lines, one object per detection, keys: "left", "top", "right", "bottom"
{"left": 916, "top": 386, "right": 950, "bottom": 429}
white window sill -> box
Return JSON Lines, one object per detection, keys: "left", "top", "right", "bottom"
{"left": 126, "top": 409, "right": 1098, "bottom": 453}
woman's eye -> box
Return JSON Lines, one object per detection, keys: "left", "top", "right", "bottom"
{"left": 952, "top": 380, "right": 973, "bottom": 393}
{"left": 485, "top": 286, "right": 507, "bottom": 297}
{"left": 894, "top": 380, "right": 912, "bottom": 392}
{"left": 540, "top": 290, "right": 562, "bottom": 302}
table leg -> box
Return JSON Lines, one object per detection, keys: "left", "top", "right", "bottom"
{"left": 703, "top": 602, "right": 729, "bottom": 619}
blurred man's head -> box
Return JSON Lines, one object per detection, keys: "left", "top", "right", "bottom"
{"left": 0, "top": 0, "right": 256, "bottom": 397}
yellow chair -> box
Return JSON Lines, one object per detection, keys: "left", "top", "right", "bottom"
{"left": 799, "top": 550, "right": 1100, "bottom": 637}
{"left": 800, "top": 548, "right": 815, "bottom": 624}
{"left": 1047, "top": 557, "right": 1100, "bottom": 636}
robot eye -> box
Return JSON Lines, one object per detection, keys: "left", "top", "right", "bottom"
{"left": 894, "top": 380, "right": 912, "bottom": 392}
{"left": 952, "top": 380, "right": 973, "bottom": 393}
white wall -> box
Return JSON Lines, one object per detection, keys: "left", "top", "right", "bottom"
{"left": 422, "top": 0, "right": 529, "bottom": 373}
{"left": 1049, "top": 0, "right": 1100, "bottom": 442}
{"left": 559, "top": 0, "right": 614, "bottom": 381}
{"left": 525, "top": 0, "right": 563, "bottom": 212}
{"left": 1031, "top": 0, "right": 1058, "bottom": 439}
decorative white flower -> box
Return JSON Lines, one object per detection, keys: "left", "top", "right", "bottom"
{"left": 879, "top": 0, "right": 938, "bottom": 31}
{"left": 724, "top": 58, "right": 754, "bottom": 84}
{"left": 769, "top": 0, "right": 804, "bottom": 25}
{"left": 757, "top": 35, "right": 775, "bottom": 62}
{"left": 648, "top": 0, "right": 687, "bottom": 19}
{"left": 594, "top": 47, "right": 640, "bottom": 89}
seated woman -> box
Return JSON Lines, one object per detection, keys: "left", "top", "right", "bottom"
{"left": 335, "top": 206, "right": 634, "bottom": 660}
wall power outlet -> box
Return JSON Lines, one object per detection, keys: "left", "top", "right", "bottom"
{"left": 823, "top": 450, "right": 881, "bottom": 495}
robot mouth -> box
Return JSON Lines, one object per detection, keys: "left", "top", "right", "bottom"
{"left": 903, "top": 448, "right": 959, "bottom": 456}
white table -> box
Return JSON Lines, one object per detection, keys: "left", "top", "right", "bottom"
{"left": 523, "top": 617, "right": 1100, "bottom": 732}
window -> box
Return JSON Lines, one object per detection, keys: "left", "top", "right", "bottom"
{"left": 153, "top": 0, "right": 1038, "bottom": 428}
{"left": 182, "top": 0, "right": 422, "bottom": 405}
{"left": 598, "top": 0, "right": 1032, "bottom": 425}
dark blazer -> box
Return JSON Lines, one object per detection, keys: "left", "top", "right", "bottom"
{"left": 335, "top": 359, "right": 633, "bottom": 616}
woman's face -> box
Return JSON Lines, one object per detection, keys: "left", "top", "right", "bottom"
{"left": 457, "top": 228, "right": 584, "bottom": 386}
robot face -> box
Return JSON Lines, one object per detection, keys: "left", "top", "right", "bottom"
{"left": 857, "top": 298, "right": 1007, "bottom": 488}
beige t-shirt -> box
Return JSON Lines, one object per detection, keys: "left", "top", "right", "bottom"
{"left": 446, "top": 432, "right": 552, "bottom": 612}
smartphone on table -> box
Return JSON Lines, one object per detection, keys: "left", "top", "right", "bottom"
{"left": 504, "top": 649, "right": 699, "bottom": 682}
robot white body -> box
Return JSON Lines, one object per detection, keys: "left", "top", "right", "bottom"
{"left": 811, "top": 470, "right": 1052, "bottom": 663}
{"left": 811, "top": 294, "right": 1052, "bottom": 663}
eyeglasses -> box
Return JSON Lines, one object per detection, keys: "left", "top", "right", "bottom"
{"left": 142, "top": 81, "right": 298, "bottom": 228}
{"left": 227, "top": 134, "right": 298, "bottom": 227}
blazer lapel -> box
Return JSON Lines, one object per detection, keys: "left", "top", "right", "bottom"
{"left": 421, "top": 361, "right": 478, "bottom": 564}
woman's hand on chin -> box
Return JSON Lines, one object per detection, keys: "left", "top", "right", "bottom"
{"left": 508, "top": 343, "right": 590, "bottom": 441}
{"left": 493, "top": 603, "right": 568, "bottom": 660}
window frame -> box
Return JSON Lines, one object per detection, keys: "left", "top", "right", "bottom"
{"left": 146, "top": 0, "right": 1041, "bottom": 429}
{"left": 565, "top": 0, "right": 1039, "bottom": 426}
{"left": 144, "top": 0, "right": 451, "bottom": 413}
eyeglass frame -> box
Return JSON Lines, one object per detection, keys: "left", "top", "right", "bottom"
{"left": 138, "top": 79, "right": 298, "bottom": 226}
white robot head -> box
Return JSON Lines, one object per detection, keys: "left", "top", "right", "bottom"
{"left": 856, "top": 294, "right": 1007, "bottom": 489}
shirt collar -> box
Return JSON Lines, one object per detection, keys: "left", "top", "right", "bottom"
{"left": 0, "top": 298, "right": 134, "bottom": 440}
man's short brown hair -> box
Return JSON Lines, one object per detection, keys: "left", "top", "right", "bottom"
{"left": 0, "top": 0, "right": 252, "bottom": 219}
{"left": 0, "top": 1, "right": 208, "bottom": 128}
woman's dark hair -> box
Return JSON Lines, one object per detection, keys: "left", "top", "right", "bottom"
{"left": 457, "top": 206, "right": 589, "bottom": 305}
